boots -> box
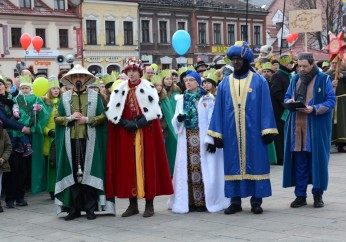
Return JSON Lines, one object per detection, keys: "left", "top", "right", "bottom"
{"left": 121, "top": 197, "right": 139, "bottom": 217}
{"left": 143, "top": 199, "right": 154, "bottom": 218}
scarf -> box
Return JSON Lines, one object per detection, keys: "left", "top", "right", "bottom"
{"left": 183, "top": 89, "right": 202, "bottom": 130}
{"left": 295, "top": 65, "right": 318, "bottom": 104}
{"left": 278, "top": 64, "right": 293, "bottom": 80}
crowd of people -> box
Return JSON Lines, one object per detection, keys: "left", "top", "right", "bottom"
{"left": 0, "top": 40, "right": 343, "bottom": 220}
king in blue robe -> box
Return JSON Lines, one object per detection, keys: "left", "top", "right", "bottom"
{"left": 208, "top": 41, "right": 278, "bottom": 214}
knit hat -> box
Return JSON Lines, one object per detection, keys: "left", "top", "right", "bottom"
{"left": 61, "top": 64, "right": 96, "bottom": 87}
{"left": 186, "top": 70, "right": 201, "bottom": 86}
{"left": 260, "top": 45, "right": 274, "bottom": 59}
{"left": 226, "top": 41, "right": 254, "bottom": 63}
{"left": 271, "top": 59, "right": 279, "bottom": 65}
{"left": 262, "top": 62, "right": 275, "bottom": 73}
{"left": 279, "top": 54, "right": 292, "bottom": 65}
{"left": 123, "top": 57, "right": 144, "bottom": 77}
{"left": 298, "top": 52, "right": 314, "bottom": 61}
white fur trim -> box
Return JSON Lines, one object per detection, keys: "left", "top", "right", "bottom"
{"left": 106, "top": 79, "right": 162, "bottom": 124}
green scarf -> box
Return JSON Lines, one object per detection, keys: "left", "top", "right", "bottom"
{"left": 183, "top": 90, "right": 202, "bottom": 130}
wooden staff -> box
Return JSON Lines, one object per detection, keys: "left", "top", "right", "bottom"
{"left": 333, "top": 56, "right": 342, "bottom": 93}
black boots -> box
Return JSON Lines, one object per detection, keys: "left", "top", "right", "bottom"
{"left": 290, "top": 197, "right": 307, "bottom": 208}
{"left": 313, "top": 195, "right": 324, "bottom": 208}
{"left": 224, "top": 204, "right": 242, "bottom": 214}
{"left": 122, "top": 197, "right": 139, "bottom": 217}
{"left": 143, "top": 199, "right": 154, "bottom": 218}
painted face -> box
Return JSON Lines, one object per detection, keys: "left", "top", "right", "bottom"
{"left": 184, "top": 77, "right": 199, "bottom": 92}
{"left": 298, "top": 60, "right": 314, "bottom": 74}
{"left": 231, "top": 56, "right": 244, "bottom": 71}
{"left": 155, "top": 83, "right": 163, "bottom": 93}
{"left": 20, "top": 85, "right": 31, "bottom": 95}
{"left": 127, "top": 69, "right": 140, "bottom": 82}
{"left": 50, "top": 87, "right": 60, "bottom": 97}
{"left": 163, "top": 76, "right": 173, "bottom": 87}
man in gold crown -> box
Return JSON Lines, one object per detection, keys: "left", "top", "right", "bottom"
{"left": 105, "top": 57, "right": 173, "bottom": 218}
{"left": 208, "top": 41, "right": 278, "bottom": 215}
{"left": 55, "top": 64, "right": 114, "bottom": 221}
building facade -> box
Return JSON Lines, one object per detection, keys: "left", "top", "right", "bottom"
{"left": 82, "top": 0, "right": 139, "bottom": 75}
{"left": 0, "top": 0, "right": 82, "bottom": 78}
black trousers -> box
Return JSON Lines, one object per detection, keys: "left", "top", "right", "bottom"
{"left": 69, "top": 139, "right": 97, "bottom": 214}
{"left": 4, "top": 152, "right": 27, "bottom": 202}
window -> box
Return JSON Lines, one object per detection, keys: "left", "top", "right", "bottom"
{"left": 142, "top": 20, "right": 150, "bottom": 43}
{"left": 54, "top": 0, "right": 65, "bottom": 10}
{"left": 105, "top": 21, "right": 116, "bottom": 45}
{"left": 241, "top": 25, "right": 248, "bottom": 41}
{"left": 159, "top": 21, "right": 168, "bottom": 43}
{"left": 11, "top": 28, "right": 22, "bottom": 47}
{"left": 198, "top": 23, "right": 206, "bottom": 44}
{"left": 107, "top": 65, "right": 120, "bottom": 74}
{"left": 86, "top": 20, "right": 97, "bottom": 45}
{"left": 213, "top": 23, "right": 221, "bottom": 45}
{"left": 281, "top": 39, "right": 288, "bottom": 48}
{"left": 124, "top": 21, "right": 133, "bottom": 45}
{"left": 59, "top": 29, "right": 68, "bottom": 48}
{"left": 36, "top": 28, "right": 46, "bottom": 47}
{"left": 178, "top": 22, "right": 185, "bottom": 30}
{"left": 34, "top": 0, "right": 43, "bottom": 7}
{"left": 227, "top": 24, "right": 235, "bottom": 45}
{"left": 254, "top": 26, "right": 261, "bottom": 45}
{"left": 19, "top": 0, "right": 31, "bottom": 8}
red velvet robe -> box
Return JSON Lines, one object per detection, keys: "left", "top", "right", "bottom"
{"left": 105, "top": 79, "right": 173, "bottom": 199}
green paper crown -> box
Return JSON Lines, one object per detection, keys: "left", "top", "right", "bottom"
{"left": 111, "top": 71, "right": 119, "bottom": 80}
{"left": 159, "top": 69, "right": 172, "bottom": 79}
{"left": 102, "top": 74, "right": 114, "bottom": 85}
{"left": 279, "top": 54, "right": 292, "bottom": 65}
{"left": 151, "top": 75, "right": 162, "bottom": 85}
{"left": 48, "top": 76, "right": 60, "bottom": 89}
{"left": 205, "top": 69, "right": 219, "bottom": 84}
{"left": 262, "top": 62, "right": 273, "bottom": 71}
{"left": 178, "top": 66, "right": 188, "bottom": 76}
{"left": 19, "top": 75, "right": 32, "bottom": 85}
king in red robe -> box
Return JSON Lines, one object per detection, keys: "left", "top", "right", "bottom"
{"left": 105, "top": 58, "right": 173, "bottom": 218}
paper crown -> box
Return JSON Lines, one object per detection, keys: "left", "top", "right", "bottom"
{"left": 204, "top": 69, "right": 219, "bottom": 86}
{"left": 178, "top": 66, "right": 188, "bottom": 76}
{"left": 261, "top": 62, "right": 274, "bottom": 72}
{"left": 102, "top": 74, "right": 115, "bottom": 86}
{"left": 279, "top": 54, "right": 292, "bottom": 65}
{"left": 322, "top": 61, "right": 330, "bottom": 67}
{"left": 159, "top": 69, "right": 172, "bottom": 79}
{"left": 332, "top": 57, "right": 338, "bottom": 63}
{"left": 151, "top": 75, "right": 162, "bottom": 85}
{"left": 19, "top": 75, "right": 33, "bottom": 87}
{"left": 48, "top": 75, "right": 60, "bottom": 89}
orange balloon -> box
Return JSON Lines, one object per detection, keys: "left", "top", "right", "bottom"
{"left": 292, "top": 33, "right": 298, "bottom": 41}
{"left": 286, "top": 34, "right": 293, "bottom": 44}
{"left": 32, "top": 36, "right": 44, "bottom": 53}
{"left": 20, "top": 33, "right": 31, "bottom": 50}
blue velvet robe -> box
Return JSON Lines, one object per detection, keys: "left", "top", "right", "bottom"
{"left": 283, "top": 71, "right": 336, "bottom": 191}
{"left": 208, "top": 71, "right": 278, "bottom": 198}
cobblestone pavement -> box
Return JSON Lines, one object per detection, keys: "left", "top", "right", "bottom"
{"left": 0, "top": 149, "right": 345, "bottom": 241}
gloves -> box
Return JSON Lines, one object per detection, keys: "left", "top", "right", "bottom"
{"left": 262, "top": 134, "right": 275, "bottom": 145}
{"left": 67, "top": 120, "right": 75, "bottom": 127}
{"left": 177, "top": 114, "right": 186, "bottom": 123}
{"left": 206, "top": 144, "right": 216, "bottom": 153}
{"left": 118, "top": 118, "right": 137, "bottom": 132}
{"left": 136, "top": 115, "right": 148, "bottom": 129}
{"left": 214, "top": 137, "right": 223, "bottom": 148}
{"left": 48, "top": 130, "right": 55, "bottom": 137}
{"left": 33, "top": 104, "right": 42, "bottom": 111}
{"left": 13, "top": 111, "right": 20, "bottom": 118}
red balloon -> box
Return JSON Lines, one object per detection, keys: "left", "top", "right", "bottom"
{"left": 292, "top": 33, "right": 298, "bottom": 41}
{"left": 32, "top": 36, "right": 44, "bottom": 53}
{"left": 286, "top": 34, "right": 293, "bottom": 44}
{"left": 20, "top": 33, "right": 31, "bottom": 50}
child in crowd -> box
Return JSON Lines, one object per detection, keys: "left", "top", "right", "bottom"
{"left": 12, "top": 75, "right": 42, "bottom": 156}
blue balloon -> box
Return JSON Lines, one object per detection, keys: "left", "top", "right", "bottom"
{"left": 172, "top": 30, "right": 191, "bottom": 56}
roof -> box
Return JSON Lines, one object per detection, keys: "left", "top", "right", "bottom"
{"left": 0, "top": 0, "right": 79, "bottom": 18}
{"left": 245, "top": 0, "right": 274, "bottom": 10}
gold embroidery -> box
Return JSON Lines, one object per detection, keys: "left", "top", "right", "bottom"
{"left": 262, "top": 128, "right": 279, "bottom": 135}
{"left": 225, "top": 173, "right": 270, "bottom": 180}
{"left": 203, "top": 102, "right": 207, "bottom": 108}
{"left": 247, "top": 87, "right": 252, "bottom": 92}
{"left": 207, "top": 130, "right": 223, "bottom": 139}
{"left": 229, "top": 72, "right": 253, "bottom": 177}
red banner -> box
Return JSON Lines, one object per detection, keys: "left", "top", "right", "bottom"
{"left": 76, "top": 27, "right": 82, "bottom": 57}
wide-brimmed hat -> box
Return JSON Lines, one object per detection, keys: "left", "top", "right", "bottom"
{"left": 60, "top": 64, "right": 95, "bottom": 87}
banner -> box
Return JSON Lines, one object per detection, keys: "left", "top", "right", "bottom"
{"left": 289, "top": 9, "right": 322, "bottom": 33}
{"left": 76, "top": 27, "right": 82, "bottom": 57}
{"left": 3, "top": 25, "right": 10, "bottom": 55}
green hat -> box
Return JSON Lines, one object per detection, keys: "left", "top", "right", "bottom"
{"left": 279, "top": 54, "right": 292, "bottom": 65}
{"left": 48, "top": 76, "right": 60, "bottom": 89}
{"left": 19, "top": 75, "right": 33, "bottom": 87}
{"left": 102, "top": 74, "right": 115, "bottom": 88}
{"left": 151, "top": 75, "right": 162, "bottom": 85}
{"left": 262, "top": 62, "right": 274, "bottom": 73}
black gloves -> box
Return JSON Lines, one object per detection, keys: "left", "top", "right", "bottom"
{"left": 177, "top": 114, "right": 186, "bottom": 123}
{"left": 67, "top": 120, "right": 75, "bottom": 127}
{"left": 206, "top": 144, "right": 216, "bottom": 153}
{"left": 262, "top": 134, "right": 275, "bottom": 144}
{"left": 214, "top": 137, "right": 223, "bottom": 148}
{"left": 48, "top": 130, "right": 55, "bottom": 137}
{"left": 136, "top": 115, "right": 148, "bottom": 129}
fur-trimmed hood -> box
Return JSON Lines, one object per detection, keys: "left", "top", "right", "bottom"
{"left": 105, "top": 79, "right": 162, "bottom": 124}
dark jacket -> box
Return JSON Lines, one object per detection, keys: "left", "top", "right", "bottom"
{"left": 0, "top": 128, "right": 12, "bottom": 172}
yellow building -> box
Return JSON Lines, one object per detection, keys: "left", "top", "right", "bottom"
{"left": 82, "top": 0, "right": 139, "bottom": 75}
